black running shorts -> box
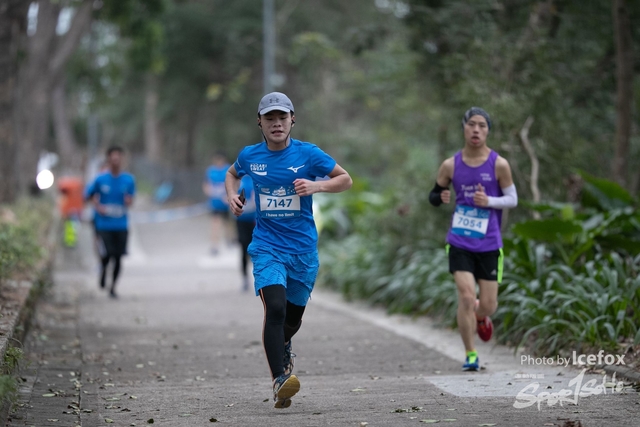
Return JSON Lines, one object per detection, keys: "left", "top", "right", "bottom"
{"left": 447, "top": 244, "right": 503, "bottom": 283}
{"left": 97, "top": 230, "right": 129, "bottom": 258}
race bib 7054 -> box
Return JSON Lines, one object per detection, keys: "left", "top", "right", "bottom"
{"left": 451, "top": 205, "right": 489, "bottom": 238}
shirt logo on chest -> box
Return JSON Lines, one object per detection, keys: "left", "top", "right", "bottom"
{"left": 251, "top": 163, "right": 268, "bottom": 176}
{"left": 287, "top": 165, "right": 305, "bottom": 173}
{"left": 480, "top": 172, "right": 492, "bottom": 182}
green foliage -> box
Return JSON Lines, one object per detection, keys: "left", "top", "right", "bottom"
{"left": 3, "top": 347, "right": 23, "bottom": 374}
{"left": 0, "top": 223, "right": 40, "bottom": 284}
{"left": 512, "top": 169, "right": 640, "bottom": 265}
{"left": 498, "top": 251, "right": 640, "bottom": 355}
{"left": 0, "top": 375, "right": 17, "bottom": 404}
{"left": 0, "top": 198, "right": 51, "bottom": 285}
{"left": 0, "top": 346, "right": 25, "bottom": 408}
{"left": 578, "top": 169, "right": 637, "bottom": 211}
{"left": 100, "top": 0, "right": 166, "bottom": 72}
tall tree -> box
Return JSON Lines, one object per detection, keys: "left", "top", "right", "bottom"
{"left": 51, "top": 78, "right": 81, "bottom": 172}
{"left": 0, "top": 0, "right": 29, "bottom": 203}
{"left": 16, "top": 0, "right": 93, "bottom": 192}
{"left": 612, "top": 0, "right": 634, "bottom": 189}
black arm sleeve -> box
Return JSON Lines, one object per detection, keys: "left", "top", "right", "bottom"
{"left": 429, "top": 182, "right": 447, "bottom": 207}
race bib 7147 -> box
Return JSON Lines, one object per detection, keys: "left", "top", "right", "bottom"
{"left": 258, "top": 185, "right": 300, "bottom": 219}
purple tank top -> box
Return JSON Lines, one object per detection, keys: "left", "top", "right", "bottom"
{"left": 446, "top": 150, "right": 503, "bottom": 252}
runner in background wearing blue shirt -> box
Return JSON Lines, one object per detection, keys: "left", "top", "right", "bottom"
{"left": 429, "top": 108, "right": 517, "bottom": 371}
{"left": 225, "top": 92, "right": 352, "bottom": 408}
{"left": 85, "top": 146, "right": 136, "bottom": 299}
{"left": 236, "top": 175, "right": 256, "bottom": 292}
{"left": 203, "top": 153, "right": 231, "bottom": 255}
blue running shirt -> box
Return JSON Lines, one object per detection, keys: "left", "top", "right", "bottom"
{"left": 205, "top": 164, "right": 230, "bottom": 211}
{"left": 85, "top": 172, "right": 136, "bottom": 231}
{"left": 234, "top": 139, "right": 336, "bottom": 253}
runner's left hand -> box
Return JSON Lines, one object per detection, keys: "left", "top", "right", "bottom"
{"left": 473, "top": 183, "right": 489, "bottom": 207}
{"left": 293, "top": 179, "right": 319, "bottom": 196}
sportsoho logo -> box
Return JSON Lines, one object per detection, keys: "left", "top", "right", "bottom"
{"left": 514, "top": 350, "right": 627, "bottom": 410}
{"left": 513, "top": 369, "right": 625, "bottom": 410}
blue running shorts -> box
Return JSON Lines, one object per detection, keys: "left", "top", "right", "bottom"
{"left": 248, "top": 242, "right": 319, "bottom": 306}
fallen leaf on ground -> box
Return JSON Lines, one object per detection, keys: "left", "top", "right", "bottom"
{"left": 105, "top": 419, "right": 114, "bottom": 424}
{"left": 421, "top": 421, "right": 440, "bottom": 424}
{"left": 351, "top": 388, "right": 366, "bottom": 392}
{"left": 209, "top": 418, "right": 218, "bottom": 423}
{"left": 42, "top": 393, "right": 56, "bottom": 397}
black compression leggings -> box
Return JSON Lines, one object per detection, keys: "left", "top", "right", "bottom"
{"left": 259, "top": 285, "right": 306, "bottom": 379}
{"left": 236, "top": 221, "right": 254, "bottom": 277}
{"left": 101, "top": 255, "right": 122, "bottom": 291}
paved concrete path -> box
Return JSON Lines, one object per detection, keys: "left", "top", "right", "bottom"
{"left": 7, "top": 215, "right": 639, "bottom": 427}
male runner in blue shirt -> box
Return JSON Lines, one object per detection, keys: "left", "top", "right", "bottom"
{"left": 203, "top": 153, "right": 231, "bottom": 255}
{"left": 225, "top": 92, "right": 352, "bottom": 408}
{"left": 85, "top": 146, "right": 136, "bottom": 299}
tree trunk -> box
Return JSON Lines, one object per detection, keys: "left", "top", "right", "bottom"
{"left": 184, "top": 109, "right": 199, "bottom": 168}
{"left": 51, "top": 78, "right": 82, "bottom": 173}
{"left": 17, "top": 0, "right": 59, "bottom": 192}
{"left": 611, "top": 0, "right": 633, "bottom": 189}
{"left": 519, "top": 116, "right": 541, "bottom": 220}
{"left": 17, "top": 0, "right": 93, "bottom": 193}
{"left": 144, "top": 74, "right": 162, "bottom": 163}
{"left": 0, "top": 0, "right": 29, "bottom": 203}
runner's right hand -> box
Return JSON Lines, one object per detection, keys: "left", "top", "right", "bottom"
{"left": 441, "top": 189, "right": 451, "bottom": 204}
{"left": 229, "top": 195, "right": 244, "bottom": 216}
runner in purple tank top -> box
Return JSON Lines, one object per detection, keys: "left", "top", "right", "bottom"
{"left": 429, "top": 107, "right": 518, "bottom": 371}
